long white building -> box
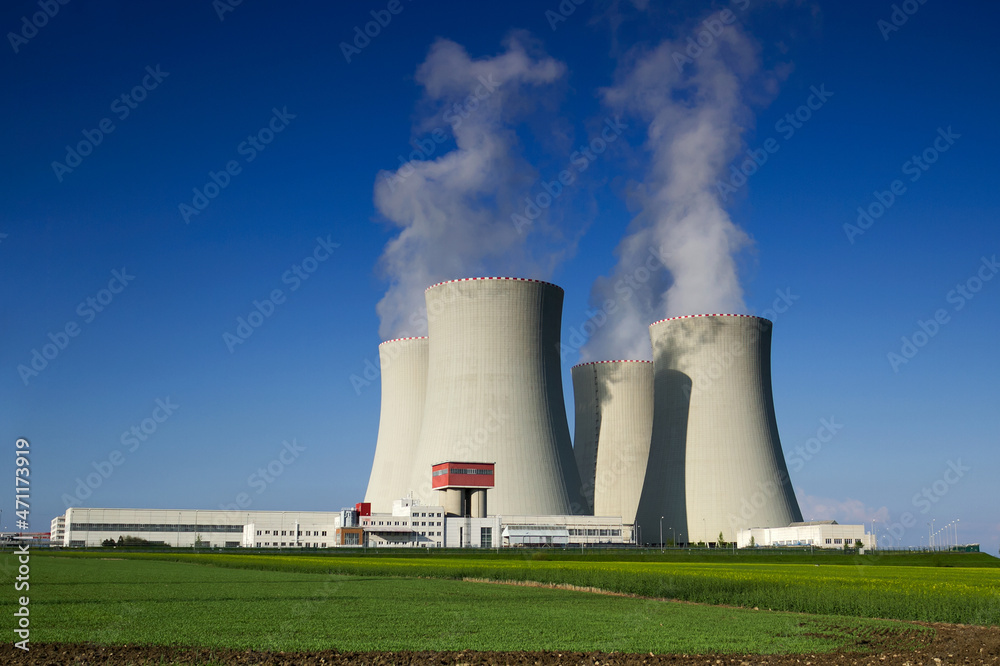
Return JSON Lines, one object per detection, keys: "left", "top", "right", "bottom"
{"left": 737, "top": 521, "right": 875, "bottom": 549}
{"left": 50, "top": 505, "right": 626, "bottom": 549}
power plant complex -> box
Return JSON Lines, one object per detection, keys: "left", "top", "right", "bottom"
{"left": 360, "top": 276, "right": 803, "bottom": 546}
{"left": 53, "top": 275, "right": 872, "bottom": 550}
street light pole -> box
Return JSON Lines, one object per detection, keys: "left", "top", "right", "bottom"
{"left": 659, "top": 516, "right": 664, "bottom": 553}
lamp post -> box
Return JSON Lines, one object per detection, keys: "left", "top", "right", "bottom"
{"left": 955, "top": 518, "right": 960, "bottom": 548}
{"left": 659, "top": 516, "right": 664, "bottom": 553}
{"left": 670, "top": 526, "right": 675, "bottom": 548}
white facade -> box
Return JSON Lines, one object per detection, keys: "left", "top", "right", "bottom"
{"left": 499, "top": 514, "right": 627, "bottom": 546}
{"left": 364, "top": 337, "right": 429, "bottom": 513}
{"left": 55, "top": 508, "right": 345, "bottom": 548}
{"left": 445, "top": 516, "right": 501, "bottom": 548}
{"left": 408, "top": 278, "right": 585, "bottom": 515}
{"left": 361, "top": 498, "right": 446, "bottom": 547}
{"left": 572, "top": 360, "right": 653, "bottom": 524}
{"left": 637, "top": 315, "right": 802, "bottom": 545}
{"left": 737, "top": 521, "right": 875, "bottom": 549}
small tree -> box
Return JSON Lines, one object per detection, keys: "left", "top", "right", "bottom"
{"left": 718, "top": 531, "right": 728, "bottom": 548}
{"left": 855, "top": 539, "right": 863, "bottom": 549}
{"left": 749, "top": 535, "right": 755, "bottom": 548}
{"left": 101, "top": 538, "right": 116, "bottom": 548}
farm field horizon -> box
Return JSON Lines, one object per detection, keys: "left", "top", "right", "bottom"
{"left": 4, "top": 548, "right": 998, "bottom": 664}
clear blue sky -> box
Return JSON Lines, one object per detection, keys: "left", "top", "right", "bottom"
{"left": 3, "top": 0, "right": 997, "bottom": 554}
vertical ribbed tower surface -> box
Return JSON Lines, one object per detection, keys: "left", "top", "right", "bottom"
{"left": 572, "top": 360, "right": 653, "bottom": 523}
{"left": 636, "top": 314, "right": 802, "bottom": 545}
{"left": 363, "top": 337, "right": 429, "bottom": 513}
{"left": 409, "top": 277, "right": 584, "bottom": 515}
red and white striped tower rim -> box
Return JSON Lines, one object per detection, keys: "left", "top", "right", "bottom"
{"left": 378, "top": 336, "right": 429, "bottom": 347}
{"left": 424, "top": 276, "right": 563, "bottom": 293}
{"left": 572, "top": 360, "right": 653, "bottom": 369}
{"left": 649, "top": 313, "right": 772, "bottom": 327}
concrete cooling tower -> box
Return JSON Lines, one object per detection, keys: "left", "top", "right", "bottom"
{"left": 636, "top": 314, "right": 802, "bottom": 545}
{"left": 363, "top": 337, "right": 428, "bottom": 513}
{"left": 572, "top": 360, "right": 653, "bottom": 523}
{"left": 408, "top": 277, "right": 585, "bottom": 515}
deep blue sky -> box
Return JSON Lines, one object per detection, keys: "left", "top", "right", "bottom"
{"left": 3, "top": 0, "right": 997, "bottom": 554}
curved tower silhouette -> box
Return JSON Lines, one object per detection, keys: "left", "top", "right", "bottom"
{"left": 409, "top": 277, "right": 584, "bottom": 515}
{"left": 364, "top": 336, "right": 428, "bottom": 512}
{"left": 572, "top": 360, "right": 653, "bottom": 523}
{"left": 636, "top": 314, "right": 802, "bottom": 545}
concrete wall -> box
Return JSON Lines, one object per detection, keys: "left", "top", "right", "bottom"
{"left": 364, "top": 337, "right": 428, "bottom": 513}
{"left": 636, "top": 315, "right": 802, "bottom": 545}
{"left": 409, "top": 278, "right": 584, "bottom": 515}
{"left": 572, "top": 361, "right": 653, "bottom": 523}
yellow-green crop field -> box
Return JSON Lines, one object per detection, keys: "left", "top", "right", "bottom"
{"left": 50, "top": 550, "right": 1000, "bottom": 625}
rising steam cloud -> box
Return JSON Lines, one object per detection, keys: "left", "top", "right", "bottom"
{"left": 581, "top": 19, "right": 773, "bottom": 361}
{"left": 374, "top": 34, "right": 566, "bottom": 340}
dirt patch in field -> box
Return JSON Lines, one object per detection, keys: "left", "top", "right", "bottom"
{"left": 3, "top": 624, "right": 998, "bottom": 666}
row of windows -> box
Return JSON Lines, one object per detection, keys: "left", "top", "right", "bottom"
{"left": 365, "top": 520, "right": 442, "bottom": 527}
{"left": 255, "top": 529, "right": 328, "bottom": 536}
{"left": 72, "top": 523, "right": 243, "bottom": 533}
{"left": 432, "top": 468, "right": 492, "bottom": 476}
{"left": 258, "top": 542, "right": 328, "bottom": 548}
{"left": 568, "top": 528, "right": 622, "bottom": 536}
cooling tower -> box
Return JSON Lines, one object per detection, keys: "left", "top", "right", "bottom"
{"left": 409, "top": 277, "right": 584, "bottom": 515}
{"left": 572, "top": 360, "right": 653, "bottom": 523}
{"left": 363, "top": 337, "right": 429, "bottom": 513}
{"left": 636, "top": 314, "right": 802, "bottom": 545}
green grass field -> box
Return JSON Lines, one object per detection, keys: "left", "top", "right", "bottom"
{"left": 8, "top": 556, "right": 927, "bottom": 654}
{"left": 46, "top": 549, "right": 1000, "bottom": 625}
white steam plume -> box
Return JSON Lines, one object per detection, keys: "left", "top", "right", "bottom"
{"left": 581, "top": 20, "right": 774, "bottom": 361}
{"left": 373, "top": 34, "right": 566, "bottom": 340}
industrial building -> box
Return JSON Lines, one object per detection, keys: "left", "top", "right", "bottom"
{"left": 50, "top": 505, "right": 625, "bottom": 549}
{"left": 635, "top": 314, "right": 802, "bottom": 545}
{"left": 364, "top": 336, "right": 428, "bottom": 513}
{"left": 51, "top": 277, "right": 861, "bottom": 551}
{"left": 737, "top": 521, "right": 875, "bottom": 550}
{"left": 406, "top": 278, "right": 585, "bottom": 515}
{"left": 572, "top": 360, "right": 653, "bottom": 523}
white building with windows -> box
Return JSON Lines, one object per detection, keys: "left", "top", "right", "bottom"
{"left": 736, "top": 521, "right": 875, "bottom": 549}
{"left": 361, "top": 497, "right": 447, "bottom": 547}
{"left": 55, "top": 507, "right": 346, "bottom": 548}
{"left": 52, "top": 504, "right": 627, "bottom": 549}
